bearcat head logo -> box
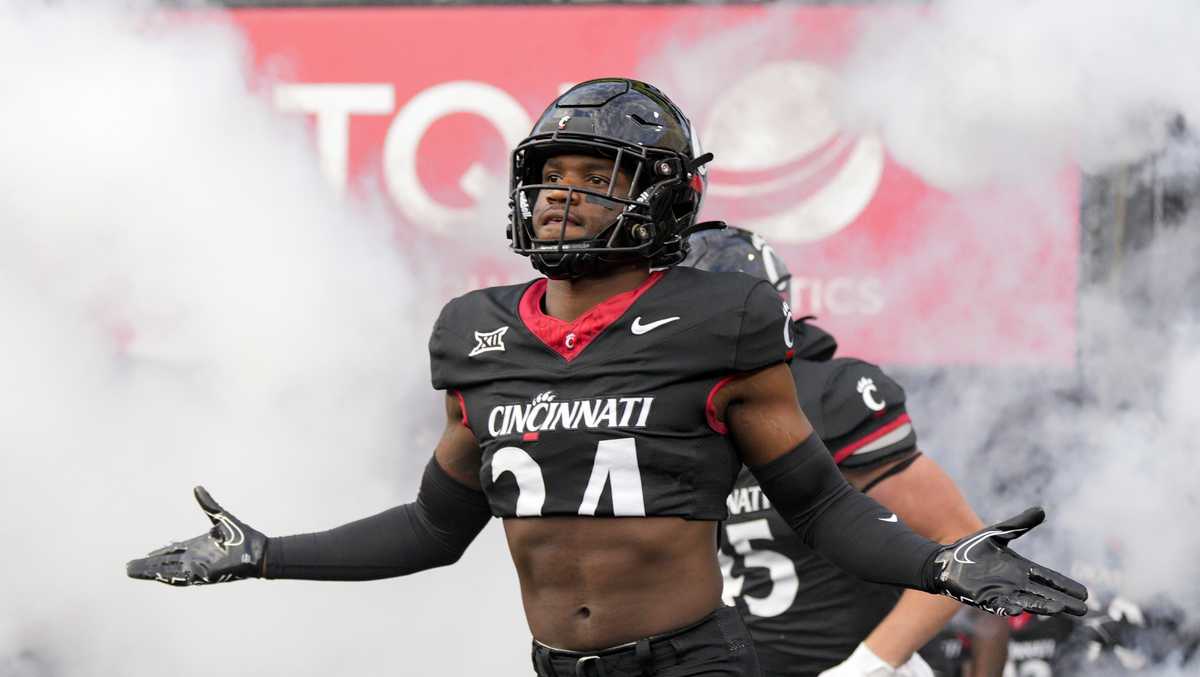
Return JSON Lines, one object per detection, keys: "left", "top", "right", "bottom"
{"left": 856, "top": 376, "right": 886, "bottom": 412}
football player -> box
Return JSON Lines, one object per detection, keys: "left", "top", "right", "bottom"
{"left": 127, "top": 79, "right": 1086, "bottom": 677}
{"left": 683, "top": 227, "right": 1009, "bottom": 677}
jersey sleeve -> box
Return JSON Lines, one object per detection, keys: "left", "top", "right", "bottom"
{"left": 819, "top": 359, "right": 917, "bottom": 468}
{"left": 428, "top": 298, "right": 465, "bottom": 391}
{"left": 732, "top": 279, "right": 794, "bottom": 372}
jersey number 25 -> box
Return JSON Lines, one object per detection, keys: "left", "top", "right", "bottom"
{"left": 720, "top": 518, "right": 799, "bottom": 617}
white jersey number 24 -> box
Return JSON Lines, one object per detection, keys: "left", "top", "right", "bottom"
{"left": 491, "top": 438, "right": 646, "bottom": 516}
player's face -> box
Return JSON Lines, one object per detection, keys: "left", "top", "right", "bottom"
{"left": 532, "top": 154, "right": 635, "bottom": 241}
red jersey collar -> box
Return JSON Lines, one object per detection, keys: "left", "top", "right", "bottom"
{"left": 519, "top": 270, "right": 666, "bottom": 362}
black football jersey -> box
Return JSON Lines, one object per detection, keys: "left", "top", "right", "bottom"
{"left": 917, "top": 627, "right": 969, "bottom": 677}
{"left": 1004, "top": 611, "right": 1078, "bottom": 676}
{"left": 428, "top": 266, "right": 792, "bottom": 520}
{"left": 719, "top": 322, "right": 918, "bottom": 676}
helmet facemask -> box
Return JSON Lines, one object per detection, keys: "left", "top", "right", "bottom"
{"left": 509, "top": 136, "right": 696, "bottom": 279}
{"left": 507, "top": 78, "right": 711, "bottom": 279}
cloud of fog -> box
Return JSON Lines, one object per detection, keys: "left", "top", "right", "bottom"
{"left": 6, "top": 0, "right": 1198, "bottom": 675}
{"left": 644, "top": 0, "right": 1200, "bottom": 671}
{"left": 0, "top": 2, "right": 525, "bottom": 676}
{"left": 836, "top": 0, "right": 1200, "bottom": 191}
{"left": 830, "top": 0, "right": 1200, "bottom": 610}
{"left": 832, "top": 0, "right": 1200, "bottom": 668}
{"left": 900, "top": 218, "right": 1200, "bottom": 674}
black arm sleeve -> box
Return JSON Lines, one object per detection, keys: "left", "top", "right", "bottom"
{"left": 750, "top": 434, "right": 941, "bottom": 591}
{"left": 263, "top": 458, "right": 491, "bottom": 581}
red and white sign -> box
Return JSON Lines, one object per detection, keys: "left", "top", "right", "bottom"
{"left": 230, "top": 6, "right": 1078, "bottom": 366}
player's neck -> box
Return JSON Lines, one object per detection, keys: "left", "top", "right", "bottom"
{"left": 544, "top": 262, "right": 651, "bottom": 323}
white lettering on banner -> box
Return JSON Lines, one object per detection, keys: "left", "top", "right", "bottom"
{"left": 273, "top": 84, "right": 394, "bottom": 197}
{"left": 248, "top": 15, "right": 1076, "bottom": 368}
{"left": 274, "top": 81, "right": 529, "bottom": 225}
{"left": 383, "top": 81, "right": 530, "bottom": 231}
{"left": 270, "top": 65, "right": 879, "bottom": 247}
{"left": 487, "top": 395, "right": 655, "bottom": 437}
{"left": 859, "top": 278, "right": 885, "bottom": 314}
{"left": 790, "top": 276, "right": 885, "bottom": 316}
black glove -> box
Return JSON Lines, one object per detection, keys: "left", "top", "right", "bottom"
{"left": 931, "top": 507, "right": 1088, "bottom": 617}
{"left": 126, "top": 486, "right": 267, "bottom": 586}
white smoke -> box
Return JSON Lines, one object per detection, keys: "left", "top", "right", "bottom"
{"left": 6, "top": 0, "right": 1199, "bottom": 674}
{"left": 0, "top": 3, "right": 526, "bottom": 676}
{"left": 831, "top": 0, "right": 1200, "bottom": 590}
{"left": 897, "top": 221, "right": 1200, "bottom": 674}
{"left": 834, "top": 0, "right": 1200, "bottom": 670}
{"left": 644, "top": 0, "right": 1200, "bottom": 672}
{"left": 836, "top": 0, "right": 1200, "bottom": 191}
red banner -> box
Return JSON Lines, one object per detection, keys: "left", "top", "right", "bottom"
{"left": 230, "top": 6, "right": 1078, "bottom": 366}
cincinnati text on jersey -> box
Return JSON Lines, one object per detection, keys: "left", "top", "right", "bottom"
{"left": 487, "top": 392, "right": 656, "bottom": 437}
{"left": 726, "top": 484, "right": 773, "bottom": 516}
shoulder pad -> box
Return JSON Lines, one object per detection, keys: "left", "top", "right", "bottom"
{"left": 733, "top": 276, "right": 794, "bottom": 372}
{"left": 791, "top": 318, "right": 838, "bottom": 361}
{"left": 819, "top": 359, "right": 917, "bottom": 467}
{"left": 428, "top": 283, "right": 529, "bottom": 391}
{"left": 659, "top": 268, "right": 792, "bottom": 373}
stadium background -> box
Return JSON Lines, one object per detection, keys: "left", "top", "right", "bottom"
{"left": 1, "top": 1, "right": 1197, "bottom": 676}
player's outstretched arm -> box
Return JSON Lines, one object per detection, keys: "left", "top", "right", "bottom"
{"left": 820, "top": 454, "right": 985, "bottom": 673}
{"left": 127, "top": 393, "right": 490, "bottom": 586}
{"left": 715, "top": 363, "right": 1088, "bottom": 617}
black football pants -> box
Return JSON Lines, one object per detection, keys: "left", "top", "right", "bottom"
{"left": 531, "top": 606, "right": 762, "bottom": 677}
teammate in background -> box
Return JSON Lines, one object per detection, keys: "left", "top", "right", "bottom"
{"left": 916, "top": 611, "right": 1010, "bottom": 676}
{"left": 126, "top": 79, "right": 1086, "bottom": 677}
{"left": 683, "top": 227, "right": 1010, "bottom": 677}
{"left": 999, "top": 545, "right": 1199, "bottom": 675}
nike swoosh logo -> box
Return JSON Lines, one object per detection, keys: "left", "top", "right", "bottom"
{"left": 952, "top": 527, "right": 1028, "bottom": 565}
{"left": 878, "top": 514, "right": 898, "bottom": 523}
{"left": 631, "top": 316, "right": 680, "bottom": 335}
{"left": 205, "top": 510, "right": 245, "bottom": 552}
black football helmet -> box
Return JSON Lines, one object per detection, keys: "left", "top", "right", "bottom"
{"left": 508, "top": 78, "right": 713, "bottom": 279}
{"left": 681, "top": 225, "right": 793, "bottom": 299}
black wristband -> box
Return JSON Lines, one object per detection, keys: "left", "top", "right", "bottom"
{"left": 750, "top": 435, "right": 941, "bottom": 592}
{"left": 264, "top": 458, "right": 491, "bottom": 581}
